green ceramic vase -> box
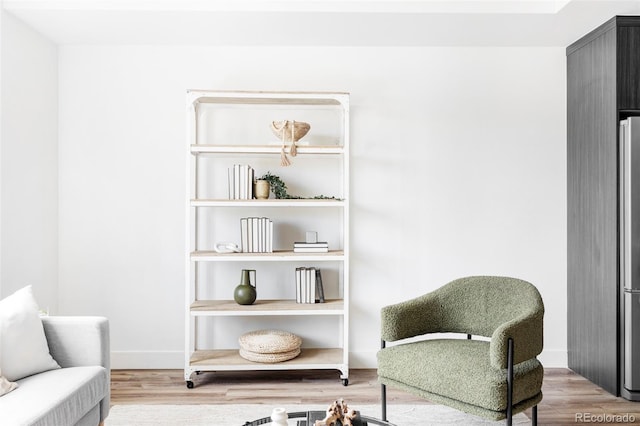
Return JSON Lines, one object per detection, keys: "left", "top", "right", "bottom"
{"left": 234, "top": 269, "right": 257, "bottom": 305}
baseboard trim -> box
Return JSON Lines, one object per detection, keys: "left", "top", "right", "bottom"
{"left": 538, "top": 349, "right": 567, "bottom": 368}
{"left": 111, "top": 351, "right": 183, "bottom": 369}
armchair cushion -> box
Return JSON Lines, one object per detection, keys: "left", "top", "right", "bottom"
{"left": 378, "top": 339, "right": 543, "bottom": 417}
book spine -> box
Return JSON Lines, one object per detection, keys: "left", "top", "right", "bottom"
{"left": 233, "top": 164, "right": 240, "bottom": 200}
{"left": 240, "top": 165, "right": 246, "bottom": 199}
{"left": 301, "top": 267, "right": 307, "bottom": 303}
{"left": 294, "top": 242, "right": 329, "bottom": 247}
{"left": 240, "top": 218, "right": 249, "bottom": 252}
{"left": 248, "top": 166, "right": 254, "bottom": 199}
{"left": 293, "top": 247, "right": 329, "bottom": 253}
{"left": 246, "top": 217, "right": 253, "bottom": 252}
{"left": 296, "top": 267, "right": 303, "bottom": 303}
{"left": 316, "top": 269, "right": 325, "bottom": 303}
{"left": 251, "top": 217, "right": 259, "bottom": 253}
{"left": 296, "top": 267, "right": 305, "bottom": 303}
{"left": 310, "top": 267, "right": 316, "bottom": 304}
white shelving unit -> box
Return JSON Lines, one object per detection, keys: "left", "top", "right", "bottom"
{"left": 185, "top": 90, "right": 349, "bottom": 388}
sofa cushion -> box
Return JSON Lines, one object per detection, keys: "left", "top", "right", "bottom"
{"left": 0, "top": 366, "right": 108, "bottom": 426}
{"left": 0, "top": 286, "right": 60, "bottom": 381}
{"left": 377, "top": 338, "right": 543, "bottom": 411}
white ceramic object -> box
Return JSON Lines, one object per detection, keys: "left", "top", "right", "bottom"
{"left": 270, "top": 407, "right": 288, "bottom": 426}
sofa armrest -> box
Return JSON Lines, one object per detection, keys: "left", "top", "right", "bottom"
{"left": 41, "top": 316, "right": 110, "bottom": 370}
{"left": 41, "top": 316, "right": 110, "bottom": 422}
{"left": 381, "top": 293, "right": 442, "bottom": 342}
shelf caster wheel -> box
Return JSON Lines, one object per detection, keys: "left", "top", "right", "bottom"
{"left": 342, "top": 378, "right": 349, "bottom": 387}
{"left": 186, "top": 380, "right": 194, "bottom": 389}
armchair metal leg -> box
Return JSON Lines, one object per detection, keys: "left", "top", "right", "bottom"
{"left": 506, "top": 338, "right": 514, "bottom": 426}
{"left": 381, "top": 339, "right": 387, "bottom": 421}
{"left": 532, "top": 405, "right": 538, "bottom": 425}
{"left": 381, "top": 383, "right": 387, "bottom": 421}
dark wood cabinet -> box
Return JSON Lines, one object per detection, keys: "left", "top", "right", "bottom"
{"left": 618, "top": 24, "right": 640, "bottom": 110}
{"left": 567, "top": 16, "right": 640, "bottom": 397}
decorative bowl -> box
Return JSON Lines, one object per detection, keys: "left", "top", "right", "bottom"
{"left": 271, "top": 120, "right": 311, "bottom": 142}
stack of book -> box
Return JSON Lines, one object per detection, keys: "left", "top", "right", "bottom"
{"left": 240, "top": 217, "right": 273, "bottom": 253}
{"left": 228, "top": 164, "right": 254, "bottom": 200}
{"left": 295, "top": 267, "right": 325, "bottom": 304}
{"left": 293, "top": 241, "right": 329, "bottom": 253}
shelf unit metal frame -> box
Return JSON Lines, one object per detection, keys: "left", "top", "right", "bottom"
{"left": 184, "top": 90, "right": 350, "bottom": 387}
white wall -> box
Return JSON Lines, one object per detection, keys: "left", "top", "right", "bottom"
{"left": 57, "top": 45, "right": 566, "bottom": 368}
{"left": 0, "top": 12, "right": 58, "bottom": 311}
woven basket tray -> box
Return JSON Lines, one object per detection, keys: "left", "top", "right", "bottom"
{"left": 238, "top": 329, "right": 302, "bottom": 354}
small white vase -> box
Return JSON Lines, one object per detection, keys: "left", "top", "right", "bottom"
{"left": 270, "top": 407, "right": 288, "bottom": 425}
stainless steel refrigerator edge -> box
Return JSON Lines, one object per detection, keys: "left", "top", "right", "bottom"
{"left": 620, "top": 117, "right": 640, "bottom": 398}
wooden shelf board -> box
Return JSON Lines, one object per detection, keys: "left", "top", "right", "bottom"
{"left": 190, "top": 199, "right": 345, "bottom": 208}
{"left": 190, "top": 250, "right": 345, "bottom": 262}
{"left": 188, "top": 90, "right": 348, "bottom": 106}
{"left": 190, "top": 299, "right": 344, "bottom": 316}
{"left": 190, "top": 145, "right": 344, "bottom": 155}
{"left": 189, "top": 348, "right": 345, "bottom": 371}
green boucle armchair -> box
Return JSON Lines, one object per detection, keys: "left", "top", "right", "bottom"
{"left": 377, "top": 276, "right": 544, "bottom": 425}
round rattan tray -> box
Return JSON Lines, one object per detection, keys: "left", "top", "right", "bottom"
{"left": 238, "top": 330, "right": 302, "bottom": 363}
{"left": 239, "top": 347, "right": 301, "bottom": 363}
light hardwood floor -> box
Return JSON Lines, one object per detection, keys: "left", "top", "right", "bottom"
{"left": 111, "top": 368, "right": 640, "bottom": 425}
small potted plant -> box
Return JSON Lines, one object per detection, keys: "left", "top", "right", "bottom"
{"left": 259, "top": 172, "right": 290, "bottom": 199}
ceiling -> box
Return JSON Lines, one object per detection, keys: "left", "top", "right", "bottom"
{"left": 3, "top": 0, "right": 640, "bottom": 46}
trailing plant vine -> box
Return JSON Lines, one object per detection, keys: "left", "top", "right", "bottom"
{"left": 259, "top": 172, "right": 339, "bottom": 200}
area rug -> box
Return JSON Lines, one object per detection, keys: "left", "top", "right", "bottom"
{"left": 105, "top": 404, "right": 531, "bottom": 425}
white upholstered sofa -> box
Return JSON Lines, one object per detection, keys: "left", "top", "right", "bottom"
{"left": 0, "top": 297, "right": 110, "bottom": 426}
